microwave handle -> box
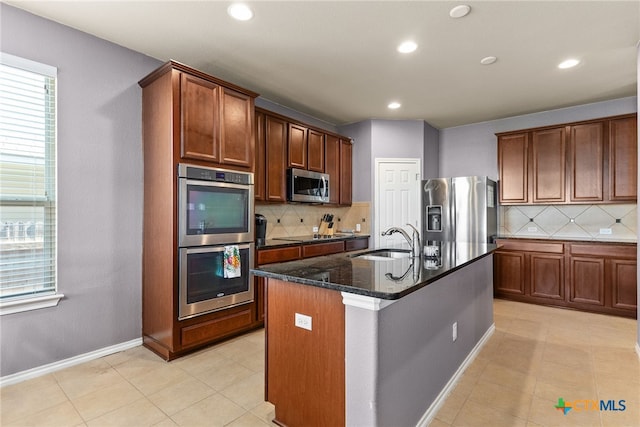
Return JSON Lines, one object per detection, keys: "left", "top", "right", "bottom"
{"left": 321, "top": 176, "right": 327, "bottom": 197}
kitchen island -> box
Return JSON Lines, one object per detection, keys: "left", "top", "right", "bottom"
{"left": 252, "top": 241, "right": 496, "bottom": 427}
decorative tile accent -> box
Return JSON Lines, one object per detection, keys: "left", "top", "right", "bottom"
{"left": 256, "top": 202, "right": 371, "bottom": 239}
{"left": 499, "top": 204, "right": 637, "bottom": 242}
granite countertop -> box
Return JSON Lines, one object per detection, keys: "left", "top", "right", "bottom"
{"left": 251, "top": 241, "right": 496, "bottom": 300}
{"left": 258, "top": 234, "right": 370, "bottom": 249}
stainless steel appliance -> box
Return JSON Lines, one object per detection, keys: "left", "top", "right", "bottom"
{"left": 286, "top": 168, "right": 329, "bottom": 203}
{"left": 177, "top": 164, "right": 254, "bottom": 319}
{"left": 422, "top": 176, "right": 497, "bottom": 244}
{"left": 178, "top": 244, "right": 254, "bottom": 320}
{"left": 178, "top": 164, "right": 254, "bottom": 247}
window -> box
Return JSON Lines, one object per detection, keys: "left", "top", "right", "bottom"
{"left": 0, "top": 53, "right": 61, "bottom": 314}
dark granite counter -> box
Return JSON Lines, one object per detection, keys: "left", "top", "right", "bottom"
{"left": 257, "top": 234, "right": 370, "bottom": 249}
{"left": 252, "top": 241, "right": 496, "bottom": 300}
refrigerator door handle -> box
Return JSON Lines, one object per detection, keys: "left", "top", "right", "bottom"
{"left": 450, "top": 181, "right": 456, "bottom": 242}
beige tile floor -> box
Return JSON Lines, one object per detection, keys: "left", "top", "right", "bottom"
{"left": 1, "top": 299, "right": 638, "bottom": 426}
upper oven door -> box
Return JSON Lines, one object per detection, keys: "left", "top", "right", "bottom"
{"left": 179, "top": 178, "right": 254, "bottom": 247}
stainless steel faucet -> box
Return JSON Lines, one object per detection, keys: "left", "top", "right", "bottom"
{"left": 381, "top": 225, "right": 421, "bottom": 258}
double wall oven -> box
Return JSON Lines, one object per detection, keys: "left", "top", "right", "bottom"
{"left": 177, "top": 164, "right": 254, "bottom": 320}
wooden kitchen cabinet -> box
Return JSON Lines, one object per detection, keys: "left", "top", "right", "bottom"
{"left": 532, "top": 127, "right": 566, "bottom": 203}
{"left": 307, "top": 129, "right": 325, "bottom": 172}
{"left": 139, "top": 61, "right": 260, "bottom": 361}
{"left": 498, "top": 132, "right": 529, "bottom": 204}
{"left": 340, "top": 139, "right": 353, "bottom": 206}
{"left": 495, "top": 239, "right": 637, "bottom": 318}
{"left": 608, "top": 115, "right": 638, "bottom": 201}
{"left": 569, "top": 122, "right": 604, "bottom": 202}
{"left": 494, "top": 240, "right": 564, "bottom": 304}
{"left": 497, "top": 113, "right": 637, "bottom": 205}
{"left": 325, "top": 135, "right": 340, "bottom": 204}
{"left": 180, "top": 72, "right": 255, "bottom": 169}
{"left": 255, "top": 108, "right": 288, "bottom": 202}
{"left": 288, "top": 123, "right": 307, "bottom": 169}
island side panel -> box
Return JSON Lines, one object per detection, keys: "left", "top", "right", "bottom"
{"left": 345, "top": 255, "right": 494, "bottom": 427}
{"left": 265, "top": 278, "right": 345, "bottom": 427}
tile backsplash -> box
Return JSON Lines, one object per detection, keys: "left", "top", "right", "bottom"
{"left": 256, "top": 202, "right": 371, "bottom": 239}
{"left": 499, "top": 204, "right": 637, "bottom": 242}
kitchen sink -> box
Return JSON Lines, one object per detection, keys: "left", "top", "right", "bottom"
{"left": 350, "top": 248, "right": 412, "bottom": 261}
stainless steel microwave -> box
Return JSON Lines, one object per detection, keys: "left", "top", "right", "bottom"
{"left": 286, "top": 168, "right": 330, "bottom": 203}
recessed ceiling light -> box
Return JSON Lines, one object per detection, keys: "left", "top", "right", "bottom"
{"left": 449, "top": 5, "right": 471, "bottom": 18}
{"left": 388, "top": 102, "right": 401, "bottom": 110}
{"left": 558, "top": 58, "right": 580, "bottom": 69}
{"left": 397, "top": 41, "right": 418, "bottom": 54}
{"left": 227, "top": 3, "right": 253, "bottom": 21}
{"left": 480, "top": 56, "right": 497, "bottom": 65}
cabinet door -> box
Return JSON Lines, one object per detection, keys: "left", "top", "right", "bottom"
{"left": 529, "top": 253, "right": 564, "bottom": 300}
{"left": 569, "top": 122, "right": 604, "bottom": 202}
{"left": 493, "top": 251, "right": 525, "bottom": 295}
{"left": 288, "top": 123, "right": 307, "bottom": 169}
{"left": 265, "top": 115, "right": 288, "bottom": 202}
{"left": 180, "top": 73, "right": 220, "bottom": 162}
{"left": 532, "top": 127, "right": 566, "bottom": 203}
{"left": 569, "top": 257, "right": 605, "bottom": 307}
{"left": 498, "top": 133, "right": 529, "bottom": 204}
{"left": 608, "top": 116, "right": 637, "bottom": 201}
{"left": 339, "top": 139, "right": 352, "bottom": 206}
{"left": 220, "top": 88, "right": 254, "bottom": 168}
{"left": 307, "top": 130, "right": 325, "bottom": 172}
{"left": 255, "top": 111, "right": 266, "bottom": 201}
{"left": 610, "top": 259, "right": 637, "bottom": 312}
{"left": 325, "top": 135, "right": 340, "bottom": 204}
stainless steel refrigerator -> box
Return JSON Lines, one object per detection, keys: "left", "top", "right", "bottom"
{"left": 422, "top": 176, "right": 497, "bottom": 244}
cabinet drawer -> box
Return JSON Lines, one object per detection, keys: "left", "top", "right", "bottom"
{"left": 345, "top": 237, "right": 369, "bottom": 252}
{"left": 302, "top": 241, "right": 345, "bottom": 258}
{"left": 495, "top": 239, "right": 564, "bottom": 254}
{"left": 258, "top": 245, "right": 302, "bottom": 265}
{"left": 569, "top": 243, "right": 636, "bottom": 259}
{"left": 181, "top": 307, "right": 253, "bottom": 348}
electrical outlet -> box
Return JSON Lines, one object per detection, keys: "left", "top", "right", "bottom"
{"left": 599, "top": 228, "right": 612, "bottom": 235}
{"left": 452, "top": 322, "right": 458, "bottom": 342}
{"left": 527, "top": 227, "right": 537, "bottom": 232}
{"left": 295, "top": 313, "right": 312, "bottom": 331}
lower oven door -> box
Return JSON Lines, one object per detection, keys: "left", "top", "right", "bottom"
{"left": 179, "top": 243, "right": 254, "bottom": 320}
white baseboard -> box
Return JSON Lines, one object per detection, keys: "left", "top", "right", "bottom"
{"left": 415, "top": 323, "right": 496, "bottom": 427}
{"left": 0, "top": 338, "right": 142, "bottom": 387}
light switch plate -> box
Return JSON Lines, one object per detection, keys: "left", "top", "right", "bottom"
{"left": 295, "top": 313, "right": 312, "bottom": 331}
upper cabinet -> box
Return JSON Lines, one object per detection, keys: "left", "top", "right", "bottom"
{"left": 287, "top": 123, "right": 308, "bottom": 169}
{"left": 255, "top": 108, "right": 352, "bottom": 205}
{"left": 140, "top": 61, "right": 258, "bottom": 171}
{"left": 497, "top": 113, "right": 637, "bottom": 205}
{"left": 608, "top": 116, "right": 638, "bottom": 201}
{"left": 255, "top": 108, "right": 287, "bottom": 202}
{"left": 307, "top": 129, "right": 325, "bottom": 172}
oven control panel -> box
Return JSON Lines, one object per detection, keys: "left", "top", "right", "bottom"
{"left": 178, "top": 164, "right": 253, "bottom": 185}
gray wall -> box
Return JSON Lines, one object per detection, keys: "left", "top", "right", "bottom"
{"left": 0, "top": 4, "right": 161, "bottom": 376}
{"left": 339, "top": 120, "right": 372, "bottom": 203}
{"left": 423, "top": 121, "right": 440, "bottom": 179}
{"left": 345, "top": 255, "right": 494, "bottom": 426}
{"left": 439, "top": 97, "right": 638, "bottom": 179}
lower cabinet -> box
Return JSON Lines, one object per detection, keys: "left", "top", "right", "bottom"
{"left": 494, "top": 239, "right": 636, "bottom": 318}
{"left": 255, "top": 237, "right": 369, "bottom": 323}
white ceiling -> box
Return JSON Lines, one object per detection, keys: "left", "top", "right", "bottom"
{"left": 6, "top": 0, "right": 640, "bottom": 128}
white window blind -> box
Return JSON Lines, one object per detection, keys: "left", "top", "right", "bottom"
{"left": 0, "top": 54, "right": 57, "bottom": 303}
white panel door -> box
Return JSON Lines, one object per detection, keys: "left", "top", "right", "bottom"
{"left": 374, "top": 159, "right": 421, "bottom": 248}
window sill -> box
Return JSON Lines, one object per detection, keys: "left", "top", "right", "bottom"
{"left": 0, "top": 293, "right": 64, "bottom": 316}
